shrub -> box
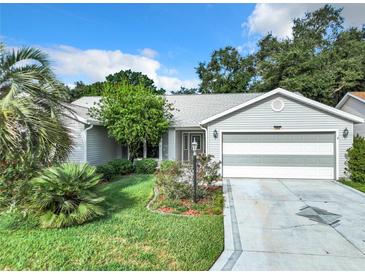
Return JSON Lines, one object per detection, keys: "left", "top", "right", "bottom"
{"left": 0, "top": 156, "right": 41, "bottom": 208}
{"left": 108, "top": 159, "right": 134, "bottom": 175}
{"left": 30, "top": 163, "right": 104, "bottom": 228}
{"left": 156, "top": 161, "right": 191, "bottom": 199}
{"left": 96, "top": 163, "right": 115, "bottom": 181}
{"left": 346, "top": 135, "right": 365, "bottom": 184}
{"left": 197, "top": 154, "right": 221, "bottom": 185}
{"left": 135, "top": 158, "right": 157, "bottom": 174}
{"left": 0, "top": 206, "right": 38, "bottom": 230}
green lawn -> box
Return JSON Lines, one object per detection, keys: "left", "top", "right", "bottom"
{"left": 341, "top": 179, "right": 365, "bottom": 193}
{"left": 0, "top": 175, "right": 224, "bottom": 270}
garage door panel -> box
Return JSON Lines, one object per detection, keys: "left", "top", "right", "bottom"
{"left": 223, "top": 133, "right": 334, "bottom": 143}
{"left": 222, "top": 132, "right": 335, "bottom": 179}
{"left": 223, "top": 166, "right": 334, "bottom": 179}
{"left": 223, "top": 154, "right": 334, "bottom": 167}
{"left": 223, "top": 142, "right": 334, "bottom": 155}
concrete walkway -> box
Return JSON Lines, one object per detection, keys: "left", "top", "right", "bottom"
{"left": 211, "top": 178, "right": 365, "bottom": 271}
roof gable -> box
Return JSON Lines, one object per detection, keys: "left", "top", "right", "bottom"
{"left": 200, "top": 88, "right": 364, "bottom": 125}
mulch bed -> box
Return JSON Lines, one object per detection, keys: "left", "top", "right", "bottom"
{"left": 153, "top": 185, "right": 223, "bottom": 216}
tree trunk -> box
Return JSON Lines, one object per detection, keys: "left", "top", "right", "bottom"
{"left": 143, "top": 139, "right": 147, "bottom": 159}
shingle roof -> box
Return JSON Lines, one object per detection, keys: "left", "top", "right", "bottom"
{"left": 62, "top": 102, "right": 100, "bottom": 124}
{"left": 165, "top": 93, "right": 262, "bottom": 127}
{"left": 67, "top": 93, "right": 263, "bottom": 127}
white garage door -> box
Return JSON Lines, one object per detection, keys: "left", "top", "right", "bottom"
{"left": 222, "top": 132, "right": 336, "bottom": 179}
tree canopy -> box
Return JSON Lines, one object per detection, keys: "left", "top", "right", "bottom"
{"left": 90, "top": 83, "right": 173, "bottom": 160}
{"left": 0, "top": 44, "right": 72, "bottom": 166}
{"left": 196, "top": 5, "right": 365, "bottom": 105}
{"left": 196, "top": 46, "right": 255, "bottom": 94}
{"left": 68, "top": 69, "right": 165, "bottom": 101}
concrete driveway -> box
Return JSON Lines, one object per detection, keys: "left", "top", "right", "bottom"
{"left": 211, "top": 178, "right": 365, "bottom": 271}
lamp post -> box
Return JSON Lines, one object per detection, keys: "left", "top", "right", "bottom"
{"left": 191, "top": 138, "right": 198, "bottom": 203}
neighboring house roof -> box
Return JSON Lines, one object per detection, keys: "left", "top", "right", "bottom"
{"left": 166, "top": 93, "right": 262, "bottom": 127}
{"left": 200, "top": 88, "right": 364, "bottom": 125}
{"left": 336, "top": 92, "right": 365, "bottom": 109}
{"left": 62, "top": 102, "right": 101, "bottom": 125}
{"left": 72, "top": 96, "right": 101, "bottom": 108}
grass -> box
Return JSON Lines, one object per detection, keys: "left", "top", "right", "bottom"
{"left": 340, "top": 179, "right": 365, "bottom": 193}
{"left": 151, "top": 187, "right": 224, "bottom": 216}
{"left": 0, "top": 175, "right": 224, "bottom": 271}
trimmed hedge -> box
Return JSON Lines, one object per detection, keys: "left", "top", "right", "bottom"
{"left": 109, "top": 159, "right": 134, "bottom": 175}
{"left": 135, "top": 158, "right": 157, "bottom": 174}
{"left": 346, "top": 135, "right": 365, "bottom": 184}
{"left": 96, "top": 159, "right": 134, "bottom": 181}
{"left": 96, "top": 164, "right": 115, "bottom": 181}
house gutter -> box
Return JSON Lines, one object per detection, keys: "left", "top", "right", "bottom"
{"left": 83, "top": 123, "right": 94, "bottom": 163}
{"left": 199, "top": 123, "right": 208, "bottom": 154}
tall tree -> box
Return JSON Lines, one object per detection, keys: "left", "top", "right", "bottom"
{"left": 68, "top": 69, "right": 165, "bottom": 101}
{"left": 90, "top": 83, "right": 173, "bottom": 160}
{"left": 252, "top": 5, "right": 365, "bottom": 105}
{"left": 0, "top": 44, "right": 72, "bottom": 166}
{"left": 196, "top": 46, "right": 255, "bottom": 94}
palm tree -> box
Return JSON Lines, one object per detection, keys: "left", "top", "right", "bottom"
{"left": 0, "top": 43, "right": 72, "bottom": 166}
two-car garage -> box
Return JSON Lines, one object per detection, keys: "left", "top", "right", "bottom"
{"left": 222, "top": 132, "right": 337, "bottom": 180}
{"left": 200, "top": 89, "right": 364, "bottom": 180}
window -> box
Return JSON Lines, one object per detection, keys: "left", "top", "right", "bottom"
{"left": 183, "top": 134, "right": 188, "bottom": 150}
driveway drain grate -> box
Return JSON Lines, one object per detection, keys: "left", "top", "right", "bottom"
{"left": 296, "top": 206, "right": 341, "bottom": 226}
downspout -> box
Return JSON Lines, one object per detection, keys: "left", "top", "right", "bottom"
{"left": 199, "top": 123, "right": 208, "bottom": 154}
{"left": 83, "top": 123, "right": 94, "bottom": 163}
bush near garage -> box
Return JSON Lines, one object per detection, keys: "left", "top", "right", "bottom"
{"left": 346, "top": 135, "right": 365, "bottom": 184}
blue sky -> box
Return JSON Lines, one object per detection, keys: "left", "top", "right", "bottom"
{"left": 1, "top": 3, "right": 364, "bottom": 91}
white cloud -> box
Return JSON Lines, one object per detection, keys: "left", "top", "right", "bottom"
{"left": 42, "top": 45, "right": 198, "bottom": 91}
{"left": 245, "top": 3, "right": 365, "bottom": 38}
{"left": 140, "top": 48, "right": 159, "bottom": 58}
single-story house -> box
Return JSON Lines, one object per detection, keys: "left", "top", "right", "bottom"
{"left": 63, "top": 88, "right": 364, "bottom": 180}
{"left": 336, "top": 92, "right": 365, "bottom": 137}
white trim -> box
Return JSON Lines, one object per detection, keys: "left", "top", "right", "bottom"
{"left": 82, "top": 124, "right": 93, "bottom": 163}
{"left": 336, "top": 92, "right": 365, "bottom": 109}
{"left": 200, "top": 88, "right": 364, "bottom": 125}
{"left": 219, "top": 129, "right": 339, "bottom": 180}
{"left": 199, "top": 124, "right": 208, "bottom": 154}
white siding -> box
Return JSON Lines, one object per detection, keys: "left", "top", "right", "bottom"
{"left": 339, "top": 97, "right": 365, "bottom": 137}
{"left": 86, "top": 126, "right": 122, "bottom": 166}
{"left": 207, "top": 95, "right": 354, "bottom": 178}
{"left": 62, "top": 116, "right": 85, "bottom": 163}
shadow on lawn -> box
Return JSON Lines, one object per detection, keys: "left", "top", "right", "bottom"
{"left": 99, "top": 175, "right": 150, "bottom": 217}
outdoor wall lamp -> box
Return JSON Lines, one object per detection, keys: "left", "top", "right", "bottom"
{"left": 213, "top": 129, "right": 218, "bottom": 139}
{"left": 343, "top": 128, "right": 349, "bottom": 138}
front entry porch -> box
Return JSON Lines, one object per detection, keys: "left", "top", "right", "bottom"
{"left": 159, "top": 128, "right": 206, "bottom": 162}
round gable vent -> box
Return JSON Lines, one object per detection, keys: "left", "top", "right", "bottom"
{"left": 271, "top": 99, "right": 285, "bottom": 112}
